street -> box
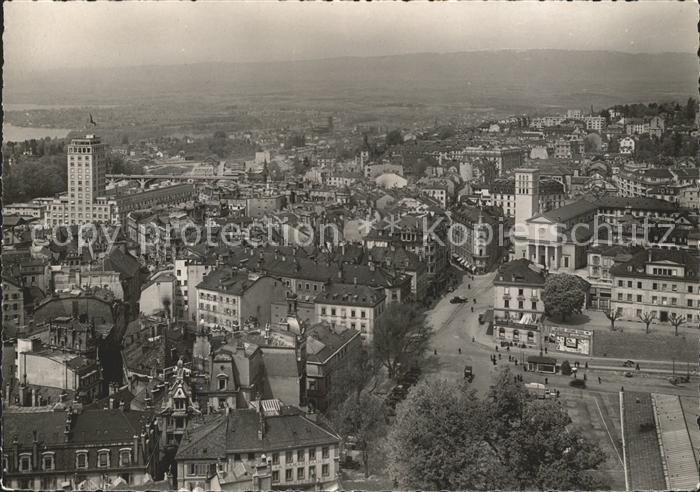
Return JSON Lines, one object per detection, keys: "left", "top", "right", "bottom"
{"left": 424, "top": 271, "right": 699, "bottom": 399}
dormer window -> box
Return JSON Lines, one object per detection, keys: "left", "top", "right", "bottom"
{"left": 97, "top": 449, "right": 110, "bottom": 468}
{"left": 175, "top": 398, "right": 185, "bottom": 410}
{"left": 119, "top": 449, "right": 132, "bottom": 467}
{"left": 75, "top": 451, "right": 88, "bottom": 469}
{"left": 218, "top": 375, "right": 228, "bottom": 390}
{"left": 19, "top": 453, "right": 31, "bottom": 472}
{"left": 42, "top": 452, "right": 55, "bottom": 471}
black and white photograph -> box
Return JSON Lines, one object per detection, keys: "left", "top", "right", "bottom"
{"left": 2, "top": 1, "right": 699, "bottom": 491}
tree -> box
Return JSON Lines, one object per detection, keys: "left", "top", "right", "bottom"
{"left": 387, "top": 371, "right": 607, "bottom": 490}
{"left": 385, "top": 129, "right": 403, "bottom": 146}
{"left": 669, "top": 313, "right": 686, "bottom": 336}
{"left": 327, "top": 348, "right": 378, "bottom": 410}
{"left": 638, "top": 311, "right": 656, "bottom": 334}
{"left": 542, "top": 274, "right": 587, "bottom": 321}
{"left": 560, "top": 360, "right": 572, "bottom": 376}
{"left": 373, "top": 303, "right": 429, "bottom": 379}
{"left": 333, "top": 390, "right": 386, "bottom": 478}
{"left": 686, "top": 97, "right": 697, "bottom": 122}
{"left": 604, "top": 308, "right": 623, "bottom": 331}
{"left": 387, "top": 380, "right": 500, "bottom": 490}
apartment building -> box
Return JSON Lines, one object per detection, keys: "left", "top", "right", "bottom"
{"left": 175, "top": 404, "right": 340, "bottom": 491}
{"left": 3, "top": 409, "right": 159, "bottom": 491}
{"left": 610, "top": 249, "right": 700, "bottom": 323}
{"left": 314, "top": 283, "right": 386, "bottom": 343}
{"left": 195, "top": 267, "right": 287, "bottom": 331}
{"left": 492, "top": 259, "right": 546, "bottom": 347}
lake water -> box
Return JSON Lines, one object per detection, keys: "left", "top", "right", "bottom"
{"left": 3, "top": 123, "right": 72, "bottom": 143}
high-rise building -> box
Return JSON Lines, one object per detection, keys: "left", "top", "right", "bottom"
{"left": 45, "top": 134, "right": 117, "bottom": 226}
{"left": 67, "top": 134, "right": 106, "bottom": 213}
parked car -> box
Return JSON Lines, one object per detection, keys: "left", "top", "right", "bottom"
{"left": 622, "top": 360, "right": 635, "bottom": 368}
{"left": 478, "top": 313, "right": 485, "bottom": 324}
{"left": 450, "top": 296, "right": 468, "bottom": 304}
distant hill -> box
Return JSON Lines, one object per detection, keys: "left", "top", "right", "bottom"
{"left": 4, "top": 50, "right": 698, "bottom": 110}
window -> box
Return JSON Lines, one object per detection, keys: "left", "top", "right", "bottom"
{"left": 637, "top": 282, "right": 642, "bottom": 289}
{"left": 504, "top": 300, "right": 510, "bottom": 308}
{"left": 617, "top": 293, "right": 622, "bottom": 301}
{"left": 297, "top": 450, "right": 304, "bottom": 462}
{"left": 637, "top": 295, "right": 642, "bottom": 303}
{"left": 652, "top": 283, "right": 658, "bottom": 290}
{"left": 322, "top": 447, "right": 329, "bottom": 459}
{"left": 271, "top": 452, "right": 279, "bottom": 465}
{"left": 688, "top": 286, "right": 693, "bottom": 293}
{"left": 19, "top": 454, "right": 31, "bottom": 472}
{"left": 309, "top": 448, "right": 316, "bottom": 460}
{"left": 627, "top": 281, "right": 632, "bottom": 288}
{"left": 119, "top": 449, "right": 132, "bottom": 467}
{"left": 617, "top": 280, "right": 623, "bottom": 287}
{"left": 360, "top": 310, "right": 366, "bottom": 319}
{"left": 297, "top": 467, "right": 304, "bottom": 480}
{"left": 322, "top": 464, "right": 330, "bottom": 477}
{"left": 218, "top": 377, "right": 227, "bottom": 390}
{"left": 321, "top": 307, "right": 326, "bottom": 316}
{"left": 285, "top": 469, "right": 293, "bottom": 481}
{"left": 286, "top": 451, "right": 293, "bottom": 463}
{"left": 272, "top": 470, "right": 280, "bottom": 483}
{"left": 309, "top": 465, "right": 316, "bottom": 479}
{"left": 42, "top": 453, "right": 55, "bottom": 471}
{"left": 76, "top": 451, "right": 88, "bottom": 469}
{"left": 97, "top": 450, "right": 110, "bottom": 468}
{"left": 331, "top": 308, "right": 336, "bottom": 316}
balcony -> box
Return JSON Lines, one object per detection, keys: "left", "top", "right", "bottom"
{"left": 502, "top": 294, "right": 511, "bottom": 300}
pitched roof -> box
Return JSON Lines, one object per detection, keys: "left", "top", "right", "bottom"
{"left": 305, "top": 322, "right": 360, "bottom": 364}
{"left": 314, "top": 283, "right": 385, "bottom": 307}
{"left": 494, "top": 259, "right": 546, "bottom": 286}
{"left": 539, "top": 199, "right": 598, "bottom": 223}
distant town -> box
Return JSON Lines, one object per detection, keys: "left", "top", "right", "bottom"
{"left": 3, "top": 96, "right": 699, "bottom": 492}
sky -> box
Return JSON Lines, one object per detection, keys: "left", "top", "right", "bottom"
{"left": 4, "top": 1, "right": 698, "bottom": 74}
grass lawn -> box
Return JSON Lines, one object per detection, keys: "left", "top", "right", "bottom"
{"left": 593, "top": 330, "right": 697, "bottom": 362}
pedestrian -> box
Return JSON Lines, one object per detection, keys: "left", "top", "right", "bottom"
{"left": 514, "top": 359, "right": 518, "bottom": 366}
{"left": 472, "top": 336, "right": 475, "bottom": 343}
{"left": 545, "top": 377, "right": 548, "bottom": 385}
{"left": 621, "top": 386, "right": 624, "bottom": 392}
{"left": 514, "top": 375, "right": 518, "bottom": 383}
{"left": 506, "top": 345, "right": 510, "bottom": 352}
{"left": 458, "top": 348, "right": 462, "bottom": 354}
{"left": 556, "top": 390, "right": 560, "bottom": 398}
{"left": 635, "top": 363, "right": 640, "bottom": 371}
{"left": 471, "top": 307, "right": 474, "bottom": 312}
{"left": 498, "top": 353, "right": 502, "bottom": 360}
{"left": 544, "top": 347, "right": 548, "bottom": 354}
{"left": 468, "top": 284, "right": 471, "bottom": 289}
{"left": 496, "top": 346, "right": 499, "bottom": 352}
{"left": 598, "top": 376, "right": 602, "bottom": 384}
{"left": 583, "top": 373, "right": 587, "bottom": 382}
{"left": 585, "top": 361, "right": 588, "bottom": 369}
{"left": 434, "top": 349, "right": 437, "bottom": 356}
{"left": 473, "top": 298, "right": 476, "bottom": 304}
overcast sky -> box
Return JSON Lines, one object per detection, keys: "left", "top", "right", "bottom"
{"left": 4, "top": 1, "right": 697, "bottom": 74}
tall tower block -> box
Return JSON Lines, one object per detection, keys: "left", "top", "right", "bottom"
{"left": 514, "top": 168, "right": 539, "bottom": 227}
{"left": 67, "top": 134, "right": 106, "bottom": 222}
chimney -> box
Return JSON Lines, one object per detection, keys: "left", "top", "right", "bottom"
{"left": 257, "top": 401, "right": 266, "bottom": 440}
{"left": 13, "top": 435, "right": 20, "bottom": 470}
{"left": 64, "top": 413, "right": 72, "bottom": 443}
{"left": 648, "top": 250, "right": 653, "bottom": 263}
{"left": 133, "top": 434, "right": 140, "bottom": 465}
{"left": 32, "top": 430, "right": 39, "bottom": 469}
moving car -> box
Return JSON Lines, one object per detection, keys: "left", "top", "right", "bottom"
{"left": 450, "top": 296, "right": 468, "bottom": 304}
{"left": 464, "top": 365, "right": 474, "bottom": 383}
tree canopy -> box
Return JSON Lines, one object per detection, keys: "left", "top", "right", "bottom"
{"left": 387, "top": 370, "right": 607, "bottom": 490}
{"left": 373, "top": 303, "right": 429, "bottom": 379}
{"left": 542, "top": 273, "right": 588, "bottom": 321}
